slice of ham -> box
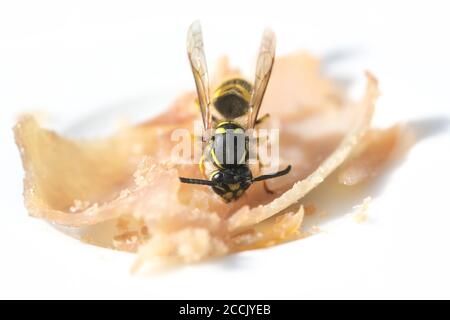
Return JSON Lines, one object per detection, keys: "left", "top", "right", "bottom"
{"left": 14, "top": 52, "right": 410, "bottom": 271}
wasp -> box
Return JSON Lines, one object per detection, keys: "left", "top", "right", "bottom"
{"left": 179, "top": 21, "right": 291, "bottom": 202}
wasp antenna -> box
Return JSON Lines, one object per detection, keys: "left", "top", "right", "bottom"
{"left": 253, "top": 165, "right": 292, "bottom": 182}
{"left": 179, "top": 177, "right": 216, "bottom": 186}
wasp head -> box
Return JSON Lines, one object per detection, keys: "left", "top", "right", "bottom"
{"left": 210, "top": 166, "right": 252, "bottom": 202}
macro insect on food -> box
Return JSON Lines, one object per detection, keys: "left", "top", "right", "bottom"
{"left": 179, "top": 21, "right": 291, "bottom": 202}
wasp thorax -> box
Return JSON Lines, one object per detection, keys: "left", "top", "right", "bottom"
{"left": 211, "top": 166, "right": 253, "bottom": 202}
{"left": 211, "top": 122, "right": 248, "bottom": 167}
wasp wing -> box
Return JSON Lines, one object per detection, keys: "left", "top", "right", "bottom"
{"left": 187, "top": 21, "right": 212, "bottom": 130}
{"left": 247, "top": 29, "right": 276, "bottom": 129}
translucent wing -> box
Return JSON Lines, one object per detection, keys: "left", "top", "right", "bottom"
{"left": 187, "top": 21, "right": 212, "bottom": 130}
{"left": 247, "top": 29, "right": 276, "bottom": 128}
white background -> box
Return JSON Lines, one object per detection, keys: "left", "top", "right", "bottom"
{"left": 1, "top": 0, "right": 450, "bottom": 299}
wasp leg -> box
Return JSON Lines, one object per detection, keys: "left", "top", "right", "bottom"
{"left": 255, "top": 113, "right": 270, "bottom": 126}
{"left": 249, "top": 113, "right": 274, "bottom": 195}
{"left": 254, "top": 134, "right": 271, "bottom": 168}
{"left": 259, "top": 160, "right": 275, "bottom": 194}
{"left": 253, "top": 113, "right": 271, "bottom": 167}
{"left": 263, "top": 181, "right": 275, "bottom": 194}
{"left": 256, "top": 151, "right": 275, "bottom": 194}
{"left": 256, "top": 134, "right": 270, "bottom": 150}
{"left": 253, "top": 120, "right": 277, "bottom": 195}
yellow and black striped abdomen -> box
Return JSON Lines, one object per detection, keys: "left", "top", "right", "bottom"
{"left": 212, "top": 78, "right": 253, "bottom": 119}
